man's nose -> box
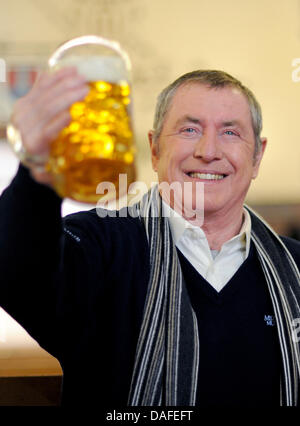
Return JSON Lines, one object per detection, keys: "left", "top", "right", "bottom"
{"left": 193, "top": 131, "right": 222, "bottom": 162}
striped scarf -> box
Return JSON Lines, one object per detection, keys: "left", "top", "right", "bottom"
{"left": 127, "top": 185, "right": 300, "bottom": 406}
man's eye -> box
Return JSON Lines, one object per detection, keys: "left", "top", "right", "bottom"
{"left": 182, "top": 127, "right": 197, "bottom": 133}
{"left": 224, "top": 130, "right": 238, "bottom": 136}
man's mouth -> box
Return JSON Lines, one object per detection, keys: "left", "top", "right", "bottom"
{"left": 186, "top": 172, "right": 226, "bottom": 180}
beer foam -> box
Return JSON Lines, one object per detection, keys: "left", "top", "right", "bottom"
{"left": 54, "top": 55, "right": 129, "bottom": 83}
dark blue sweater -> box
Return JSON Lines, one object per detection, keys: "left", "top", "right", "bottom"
{"left": 178, "top": 247, "right": 281, "bottom": 406}
{"left": 0, "top": 164, "right": 300, "bottom": 407}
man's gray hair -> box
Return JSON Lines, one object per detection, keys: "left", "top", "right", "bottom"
{"left": 152, "top": 70, "right": 263, "bottom": 157}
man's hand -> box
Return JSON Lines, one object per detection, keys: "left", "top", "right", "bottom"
{"left": 10, "top": 67, "right": 89, "bottom": 187}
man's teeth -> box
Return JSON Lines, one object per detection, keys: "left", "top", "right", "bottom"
{"left": 188, "top": 172, "right": 225, "bottom": 180}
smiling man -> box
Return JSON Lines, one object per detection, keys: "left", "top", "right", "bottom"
{"left": 149, "top": 79, "right": 266, "bottom": 248}
{"left": 0, "top": 69, "right": 300, "bottom": 407}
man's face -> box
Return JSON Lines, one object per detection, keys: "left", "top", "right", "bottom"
{"left": 149, "top": 83, "right": 267, "bottom": 220}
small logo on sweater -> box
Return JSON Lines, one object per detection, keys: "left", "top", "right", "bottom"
{"left": 264, "top": 315, "right": 275, "bottom": 326}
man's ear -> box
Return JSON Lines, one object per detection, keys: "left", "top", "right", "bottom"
{"left": 252, "top": 137, "right": 267, "bottom": 179}
{"left": 148, "top": 130, "right": 159, "bottom": 172}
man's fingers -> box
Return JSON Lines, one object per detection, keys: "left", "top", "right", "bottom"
{"left": 9, "top": 67, "right": 89, "bottom": 190}
{"left": 44, "top": 109, "right": 72, "bottom": 143}
{"left": 13, "top": 83, "right": 89, "bottom": 155}
{"left": 37, "top": 82, "right": 89, "bottom": 124}
{"left": 34, "top": 67, "right": 81, "bottom": 91}
{"left": 29, "top": 109, "right": 72, "bottom": 157}
{"left": 27, "top": 84, "right": 89, "bottom": 144}
{"left": 12, "top": 69, "right": 87, "bottom": 133}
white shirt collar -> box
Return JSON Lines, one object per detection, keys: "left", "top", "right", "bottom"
{"left": 162, "top": 200, "right": 251, "bottom": 257}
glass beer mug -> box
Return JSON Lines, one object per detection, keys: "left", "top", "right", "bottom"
{"left": 10, "top": 35, "right": 136, "bottom": 204}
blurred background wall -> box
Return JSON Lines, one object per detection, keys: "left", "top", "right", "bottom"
{"left": 0, "top": 0, "right": 300, "bottom": 404}
{"left": 1, "top": 0, "right": 300, "bottom": 202}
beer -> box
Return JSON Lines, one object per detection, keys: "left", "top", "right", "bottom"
{"left": 47, "top": 56, "right": 136, "bottom": 203}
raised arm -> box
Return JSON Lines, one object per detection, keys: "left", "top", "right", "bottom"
{"left": 0, "top": 68, "right": 89, "bottom": 354}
